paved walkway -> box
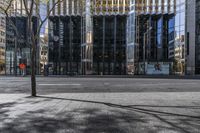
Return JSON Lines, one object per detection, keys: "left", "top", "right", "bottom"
{"left": 1, "top": 92, "right": 200, "bottom": 133}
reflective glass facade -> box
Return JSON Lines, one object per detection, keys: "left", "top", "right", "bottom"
{"left": 127, "top": 1, "right": 136, "bottom": 74}
{"left": 196, "top": 0, "right": 200, "bottom": 74}
{"left": 93, "top": 15, "right": 127, "bottom": 75}
{"left": 48, "top": 16, "right": 81, "bottom": 75}
{"left": 134, "top": 0, "right": 186, "bottom": 75}
{"left": 0, "top": 2, "right": 8, "bottom": 75}
{"left": 1, "top": 0, "right": 41, "bottom": 75}
{"left": 0, "top": 17, "right": 5, "bottom": 75}
{"left": 6, "top": 17, "right": 28, "bottom": 75}
{"left": 5, "top": 17, "right": 38, "bottom": 75}
{"left": 136, "top": 14, "right": 175, "bottom": 74}
{"left": 1, "top": 0, "right": 193, "bottom": 75}
{"left": 174, "top": 0, "right": 186, "bottom": 74}
{"left": 49, "top": 15, "right": 127, "bottom": 75}
{"left": 47, "top": 0, "right": 190, "bottom": 75}
{"left": 48, "top": 0, "right": 129, "bottom": 75}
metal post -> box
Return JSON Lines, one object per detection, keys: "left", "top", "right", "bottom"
{"left": 102, "top": 16, "right": 105, "bottom": 75}
{"left": 114, "top": 16, "right": 117, "bottom": 75}
{"left": 143, "top": 27, "right": 152, "bottom": 75}
{"left": 143, "top": 33, "right": 146, "bottom": 75}
{"left": 80, "top": 16, "right": 83, "bottom": 75}
{"left": 58, "top": 19, "right": 61, "bottom": 75}
{"left": 69, "top": 16, "right": 72, "bottom": 74}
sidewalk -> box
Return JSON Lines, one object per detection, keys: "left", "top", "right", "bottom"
{"left": 48, "top": 75, "right": 200, "bottom": 79}
{"left": 1, "top": 92, "right": 200, "bottom": 133}
{"left": 1, "top": 74, "right": 200, "bottom": 79}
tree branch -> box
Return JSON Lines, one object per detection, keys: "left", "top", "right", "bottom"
{"left": 0, "top": 0, "right": 20, "bottom": 36}
{"left": 35, "top": 0, "right": 64, "bottom": 40}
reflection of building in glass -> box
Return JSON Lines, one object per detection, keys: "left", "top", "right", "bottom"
{"left": 48, "top": 15, "right": 82, "bottom": 75}
{"left": 48, "top": 0, "right": 130, "bottom": 75}
{"left": 136, "top": 14, "right": 175, "bottom": 74}
{"left": 174, "top": 0, "right": 186, "bottom": 75}
{"left": 48, "top": 0, "right": 82, "bottom": 75}
{"left": 4, "top": 0, "right": 39, "bottom": 75}
{"left": 48, "top": 0, "right": 189, "bottom": 75}
{"left": 39, "top": 37, "right": 48, "bottom": 74}
{"left": 93, "top": 15, "right": 127, "bottom": 75}
{"left": 0, "top": 1, "right": 6, "bottom": 74}
{"left": 6, "top": 17, "right": 31, "bottom": 75}
{"left": 93, "top": 0, "right": 130, "bottom": 15}
{"left": 0, "top": 16, "right": 6, "bottom": 74}
{"left": 131, "top": 0, "right": 186, "bottom": 75}
{"left": 135, "top": 0, "right": 174, "bottom": 14}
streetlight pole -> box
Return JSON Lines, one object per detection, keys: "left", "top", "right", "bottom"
{"left": 143, "top": 33, "right": 146, "bottom": 75}
{"left": 143, "top": 27, "right": 152, "bottom": 75}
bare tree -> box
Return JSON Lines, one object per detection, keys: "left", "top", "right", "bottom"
{"left": 0, "top": 0, "right": 63, "bottom": 96}
{"left": 0, "top": 0, "right": 101, "bottom": 96}
{"left": 0, "top": 0, "right": 19, "bottom": 76}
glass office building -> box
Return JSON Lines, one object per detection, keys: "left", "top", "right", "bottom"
{"left": 48, "top": 0, "right": 130, "bottom": 75}
{"left": 129, "top": 0, "right": 185, "bottom": 75}
{"left": 6, "top": 17, "right": 29, "bottom": 75}
{"left": 48, "top": 0, "right": 189, "bottom": 75}
{"left": 48, "top": 0, "right": 83, "bottom": 75}
{"left": 93, "top": 15, "right": 127, "bottom": 75}
{"left": 5, "top": 16, "right": 39, "bottom": 75}
{"left": 174, "top": 0, "right": 186, "bottom": 75}
{"left": 48, "top": 16, "right": 82, "bottom": 75}
{"left": 4, "top": 0, "right": 40, "bottom": 75}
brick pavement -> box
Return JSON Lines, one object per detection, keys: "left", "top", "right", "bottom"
{"left": 0, "top": 92, "right": 200, "bottom": 133}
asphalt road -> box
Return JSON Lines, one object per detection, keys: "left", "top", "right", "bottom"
{"left": 0, "top": 76, "right": 199, "bottom": 94}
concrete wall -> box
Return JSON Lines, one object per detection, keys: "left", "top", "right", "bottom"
{"left": 186, "top": 0, "right": 196, "bottom": 75}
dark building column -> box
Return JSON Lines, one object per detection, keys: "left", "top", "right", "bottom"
{"left": 102, "top": 16, "right": 105, "bottom": 75}
{"left": 69, "top": 16, "right": 72, "bottom": 73}
{"left": 114, "top": 15, "right": 117, "bottom": 75}
{"left": 196, "top": 0, "right": 200, "bottom": 74}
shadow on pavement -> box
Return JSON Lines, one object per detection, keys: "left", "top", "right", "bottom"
{"left": 0, "top": 96, "right": 200, "bottom": 133}
{"left": 37, "top": 96, "right": 200, "bottom": 119}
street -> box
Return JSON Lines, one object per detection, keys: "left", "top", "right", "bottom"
{"left": 0, "top": 76, "right": 200, "bottom": 94}
{"left": 0, "top": 77, "right": 200, "bottom": 133}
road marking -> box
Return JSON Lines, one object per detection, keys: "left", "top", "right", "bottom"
{"left": 38, "top": 84, "right": 81, "bottom": 86}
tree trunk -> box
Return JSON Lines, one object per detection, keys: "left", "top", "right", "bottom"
{"left": 29, "top": 16, "right": 36, "bottom": 97}
{"left": 31, "top": 41, "right": 36, "bottom": 96}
